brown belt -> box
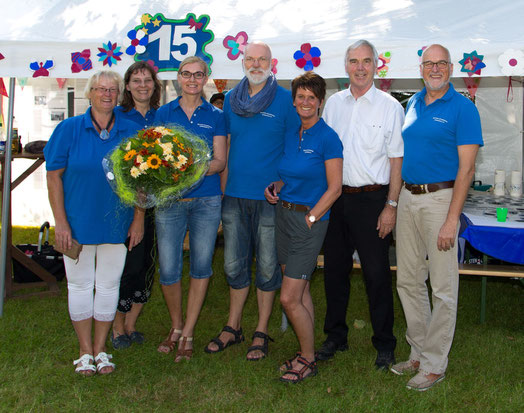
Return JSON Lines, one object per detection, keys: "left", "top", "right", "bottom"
{"left": 404, "top": 181, "right": 455, "bottom": 195}
{"left": 342, "top": 184, "right": 383, "bottom": 194}
{"left": 281, "top": 200, "right": 310, "bottom": 212}
{"left": 178, "top": 197, "right": 196, "bottom": 202}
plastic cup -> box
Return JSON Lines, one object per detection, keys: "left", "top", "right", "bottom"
{"left": 496, "top": 207, "right": 508, "bottom": 222}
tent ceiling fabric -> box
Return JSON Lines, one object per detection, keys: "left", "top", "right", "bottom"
{"left": 1, "top": 0, "right": 523, "bottom": 79}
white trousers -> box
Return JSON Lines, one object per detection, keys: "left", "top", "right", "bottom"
{"left": 64, "top": 244, "right": 127, "bottom": 322}
{"left": 396, "top": 187, "right": 459, "bottom": 374}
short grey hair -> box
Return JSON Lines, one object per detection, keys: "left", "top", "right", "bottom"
{"left": 422, "top": 44, "right": 451, "bottom": 63}
{"left": 344, "top": 40, "right": 379, "bottom": 67}
{"left": 84, "top": 70, "right": 124, "bottom": 100}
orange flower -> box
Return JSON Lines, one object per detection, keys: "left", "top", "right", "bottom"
{"left": 124, "top": 149, "right": 137, "bottom": 161}
{"left": 147, "top": 154, "right": 161, "bottom": 169}
{"left": 142, "top": 141, "right": 156, "bottom": 148}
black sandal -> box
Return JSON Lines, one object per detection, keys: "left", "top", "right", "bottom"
{"left": 204, "top": 326, "right": 244, "bottom": 353}
{"left": 246, "top": 331, "right": 274, "bottom": 361}
{"left": 279, "top": 352, "right": 302, "bottom": 372}
{"left": 279, "top": 356, "right": 318, "bottom": 383}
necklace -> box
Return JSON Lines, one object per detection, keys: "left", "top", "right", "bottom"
{"left": 90, "top": 110, "right": 115, "bottom": 140}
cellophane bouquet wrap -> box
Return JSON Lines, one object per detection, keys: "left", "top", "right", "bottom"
{"left": 104, "top": 125, "right": 211, "bottom": 208}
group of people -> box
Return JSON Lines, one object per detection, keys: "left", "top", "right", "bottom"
{"left": 45, "top": 38, "right": 482, "bottom": 391}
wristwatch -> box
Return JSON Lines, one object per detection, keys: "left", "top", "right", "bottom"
{"left": 386, "top": 199, "right": 398, "bottom": 208}
{"left": 307, "top": 213, "right": 316, "bottom": 223}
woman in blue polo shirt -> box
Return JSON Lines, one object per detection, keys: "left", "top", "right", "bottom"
{"left": 154, "top": 56, "right": 227, "bottom": 362}
{"left": 264, "top": 72, "right": 343, "bottom": 383}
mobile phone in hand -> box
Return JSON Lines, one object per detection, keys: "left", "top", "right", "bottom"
{"left": 268, "top": 183, "right": 276, "bottom": 196}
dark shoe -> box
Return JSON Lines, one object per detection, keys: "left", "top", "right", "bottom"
{"left": 128, "top": 331, "right": 145, "bottom": 345}
{"left": 375, "top": 351, "right": 396, "bottom": 370}
{"left": 111, "top": 333, "right": 131, "bottom": 350}
{"left": 315, "top": 340, "right": 348, "bottom": 361}
{"left": 204, "top": 326, "right": 244, "bottom": 354}
{"left": 246, "top": 331, "right": 274, "bottom": 361}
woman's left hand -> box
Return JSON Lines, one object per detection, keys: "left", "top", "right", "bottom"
{"left": 127, "top": 208, "right": 145, "bottom": 250}
{"left": 305, "top": 215, "right": 313, "bottom": 229}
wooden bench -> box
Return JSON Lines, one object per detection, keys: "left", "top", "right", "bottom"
{"left": 316, "top": 255, "right": 524, "bottom": 323}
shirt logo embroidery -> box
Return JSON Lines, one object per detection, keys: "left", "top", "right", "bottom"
{"left": 197, "top": 123, "right": 212, "bottom": 129}
{"left": 303, "top": 149, "right": 314, "bottom": 154}
{"left": 433, "top": 117, "right": 448, "bottom": 124}
{"left": 260, "top": 112, "right": 275, "bottom": 118}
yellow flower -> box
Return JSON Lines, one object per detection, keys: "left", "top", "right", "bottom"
{"left": 147, "top": 154, "right": 161, "bottom": 169}
{"left": 142, "top": 141, "right": 156, "bottom": 148}
{"left": 124, "top": 149, "right": 137, "bottom": 161}
{"left": 153, "top": 126, "right": 171, "bottom": 136}
{"left": 130, "top": 166, "right": 141, "bottom": 178}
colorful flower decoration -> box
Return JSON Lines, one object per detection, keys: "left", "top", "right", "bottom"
{"left": 459, "top": 50, "right": 486, "bottom": 77}
{"left": 271, "top": 58, "right": 278, "bottom": 74}
{"left": 498, "top": 49, "right": 524, "bottom": 76}
{"left": 147, "top": 60, "right": 159, "bottom": 73}
{"left": 71, "top": 49, "right": 92, "bottom": 73}
{"left": 125, "top": 29, "right": 148, "bottom": 56}
{"left": 97, "top": 41, "right": 123, "bottom": 67}
{"left": 29, "top": 60, "right": 54, "bottom": 78}
{"left": 376, "top": 51, "right": 391, "bottom": 78}
{"left": 417, "top": 46, "right": 427, "bottom": 63}
{"left": 293, "top": 43, "right": 321, "bottom": 71}
{"left": 223, "top": 31, "right": 248, "bottom": 60}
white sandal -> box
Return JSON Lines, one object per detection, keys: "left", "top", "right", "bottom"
{"left": 94, "top": 352, "right": 115, "bottom": 374}
{"left": 73, "top": 354, "right": 96, "bottom": 376}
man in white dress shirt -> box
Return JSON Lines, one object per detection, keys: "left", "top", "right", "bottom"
{"left": 316, "top": 40, "right": 405, "bottom": 370}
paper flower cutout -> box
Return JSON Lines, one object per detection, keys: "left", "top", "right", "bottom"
{"left": 459, "top": 51, "right": 486, "bottom": 77}
{"left": 223, "top": 31, "right": 248, "bottom": 60}
{"left": 271, "top": 58, "right": 278, "bottom": 74}
{"left": 376, "top": 52, "right": 391, "bottom": 77}
{"left": 125, "top": 29, "right": 148, "bottom": 56}
{"left": 30, "top": 60, "right": 54, "bottom": 78}
{"left": 146, "top": 60, "right": 159, "bottom": 73}
{"left": 498, "top": 49, "right": 524, "bottom": 76}
{"left": 294, "top": 43, "right": 321, "bottom": 71}
{"left": 71, "top": 49, "right": 92, "bottom": 73}
{"left": 97, "top": 41, "right": 123, "bottom": 67}
{"left": 417, "top": 46, "right": 427, "bottom": 63}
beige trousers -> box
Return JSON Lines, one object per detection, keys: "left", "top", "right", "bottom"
{"left": 396, "top": 187, "right": 459, "bottom": 374}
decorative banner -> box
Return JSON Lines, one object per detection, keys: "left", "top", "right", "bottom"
{"left": 213, "top": 79, "right": 228, "bottom": 92}
{"left": 498, "top": 49, "right": 524, "bottom": 76}
{"left": 417, "top": 46, "right": 427, "bottom": 63}
{"left": 97, "top": 41, "right": 123, "bottom": 67}
{"left": 30, "top": 60, "right": 54, "bottom": 77}
{"left": 293, "top": 43, "right": 321, "bottom": 71}
{"left": 336, "top": 78, "right": 349, "bottom": 91}
{"left": 459, "top": 50, "right": 486, "bottom": 77}
{"left": 0, "top": 52, "right": 4, "bottom": 60}
{"left": 0, "top": 78, "right": 8, "bottom": 97}
{"left": 56, "top": 78, "right": 67, "bottom": 89}
{"left": 463, "top": 77, "right": 480, "bottom": 99}
{"left": 271, "top": 58, "right": 278, "bottom": 74}
{"left": 71, "top": 49, "right": 92, "bottom": 73}
{"left": 223, "top": 31, "right": 248, "bottom": 60}
{"left": 376, "top": 51, "right": 391, "bottom": 77}
{"left": 133, "top": 13, "right": 214, "bottom": 73}
{"left": 125, "top": 29, "right": 148, "bottom": 56}
{"left": 379, "top": 79, "right": 393, "bottom": 92}
{"left": 17, "top": 77, "right": 28, "bottom": 89}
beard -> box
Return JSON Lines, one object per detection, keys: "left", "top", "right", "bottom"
{"left": 423, "top": 76, "right": 450, "bottom": 92}
{"left": 243, "top": 65, "right": 272, "bottom": 85}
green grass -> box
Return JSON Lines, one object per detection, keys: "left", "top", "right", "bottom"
{"left": 1, "top": 227, "right": 523, "bottom": 412}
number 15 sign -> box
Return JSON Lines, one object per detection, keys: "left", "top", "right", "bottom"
{"left": 133, "top": 13, "right": 214, "bottom": 73}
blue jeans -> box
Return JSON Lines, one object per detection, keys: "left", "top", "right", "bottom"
{"left": 155, "top": 195, "right": 221, "bottom": 285}
{"left": 222, "top": 196, "right": 281, "bottom": 291}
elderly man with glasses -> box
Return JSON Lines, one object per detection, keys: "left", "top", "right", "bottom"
{"left": 392, "top": 44, "right": 483, "bottom": 391}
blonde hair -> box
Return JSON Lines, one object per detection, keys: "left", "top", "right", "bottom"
{"left": 84, "top": 70, "right": 124, "bottom": 101}
{"left": 177, "top": 56, "right": 209, "bottom": 99}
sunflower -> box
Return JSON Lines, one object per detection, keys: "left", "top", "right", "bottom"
{"left": 147, "top": 154, "right": 161, "bottom": 169}
{"left": 124, "top": 149, "right": 137, "bottom": 161}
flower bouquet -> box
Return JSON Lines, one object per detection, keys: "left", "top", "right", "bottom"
{"left": 104, "top": 125, "right": 211, "bottom": 208}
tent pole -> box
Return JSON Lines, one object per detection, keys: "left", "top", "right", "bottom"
{"left": 0, "top": 77, "right": 16, "bottom": 317}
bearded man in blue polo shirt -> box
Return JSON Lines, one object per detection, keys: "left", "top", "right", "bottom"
{"left": 391, "top": 44, "right": 483, "bottom": 391}
{"left": 204, "top": 41, "right": 300, "bottom": 360}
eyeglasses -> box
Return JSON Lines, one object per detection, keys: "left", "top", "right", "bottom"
{"left": 179, "top": 71, "right": 206, "bottom": 79}
{"left": 91, "top": 87, "right": 119, "bottom": 95}
{"left": 244, "top": 56, "right": 270, "bottom": 65}
{"left": 421, "top": 60, "right": 450, "bottom": 69}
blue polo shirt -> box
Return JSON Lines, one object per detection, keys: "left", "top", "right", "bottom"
{"left": 278, "top": 119, "right": 343, "bottom": 220}
{"left": 44, "top": 108, "right": 137, "bottom": 244}
{"left": 116, "top": 106, "right": 156, "bottom": 128}
{"left": 155, "top": 97, "right": 226, "bottom": 198}
{"left": 402, "top": 83, "right": 483, "bottom": 184}
{"left": 224, "top": 85, "right": 300, "bottom": 200}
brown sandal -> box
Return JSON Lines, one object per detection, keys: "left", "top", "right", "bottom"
{"left": 174, "top": 336, "right": 193, "bottom": 362}
{"left": 157, "top": 328, "right": 182, "bottom": 354}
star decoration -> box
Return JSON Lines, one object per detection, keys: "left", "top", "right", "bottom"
{"left": 141, "top": 14, "right": 152, "bottom": 25}
{"left": 152, "top": 19, "right": 161, "bottom": 27}
{"left": 459, "top": 50, "right": 486, "bottom": 77}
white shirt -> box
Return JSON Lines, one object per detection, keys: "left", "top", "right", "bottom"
{"left": 322, "top": 84, "right": 404, "bottom": 187}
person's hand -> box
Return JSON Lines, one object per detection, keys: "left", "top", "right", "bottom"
{"left": 437, "top": 219, "right": 457, "bottom": 251}
{"left": 376, "top": 205, "right": 396, "bottom": 239}
{"left": 127, "top": 218, "right": 144, "bottom": 251}
{"left": 54, "top": 219, "right": 73, "bottom": 251}
{"left": 264, "top": 182, "right": 280, "bottom": 204}
{"left": 305, "top": 214, "right": 313, "bottom": 229}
